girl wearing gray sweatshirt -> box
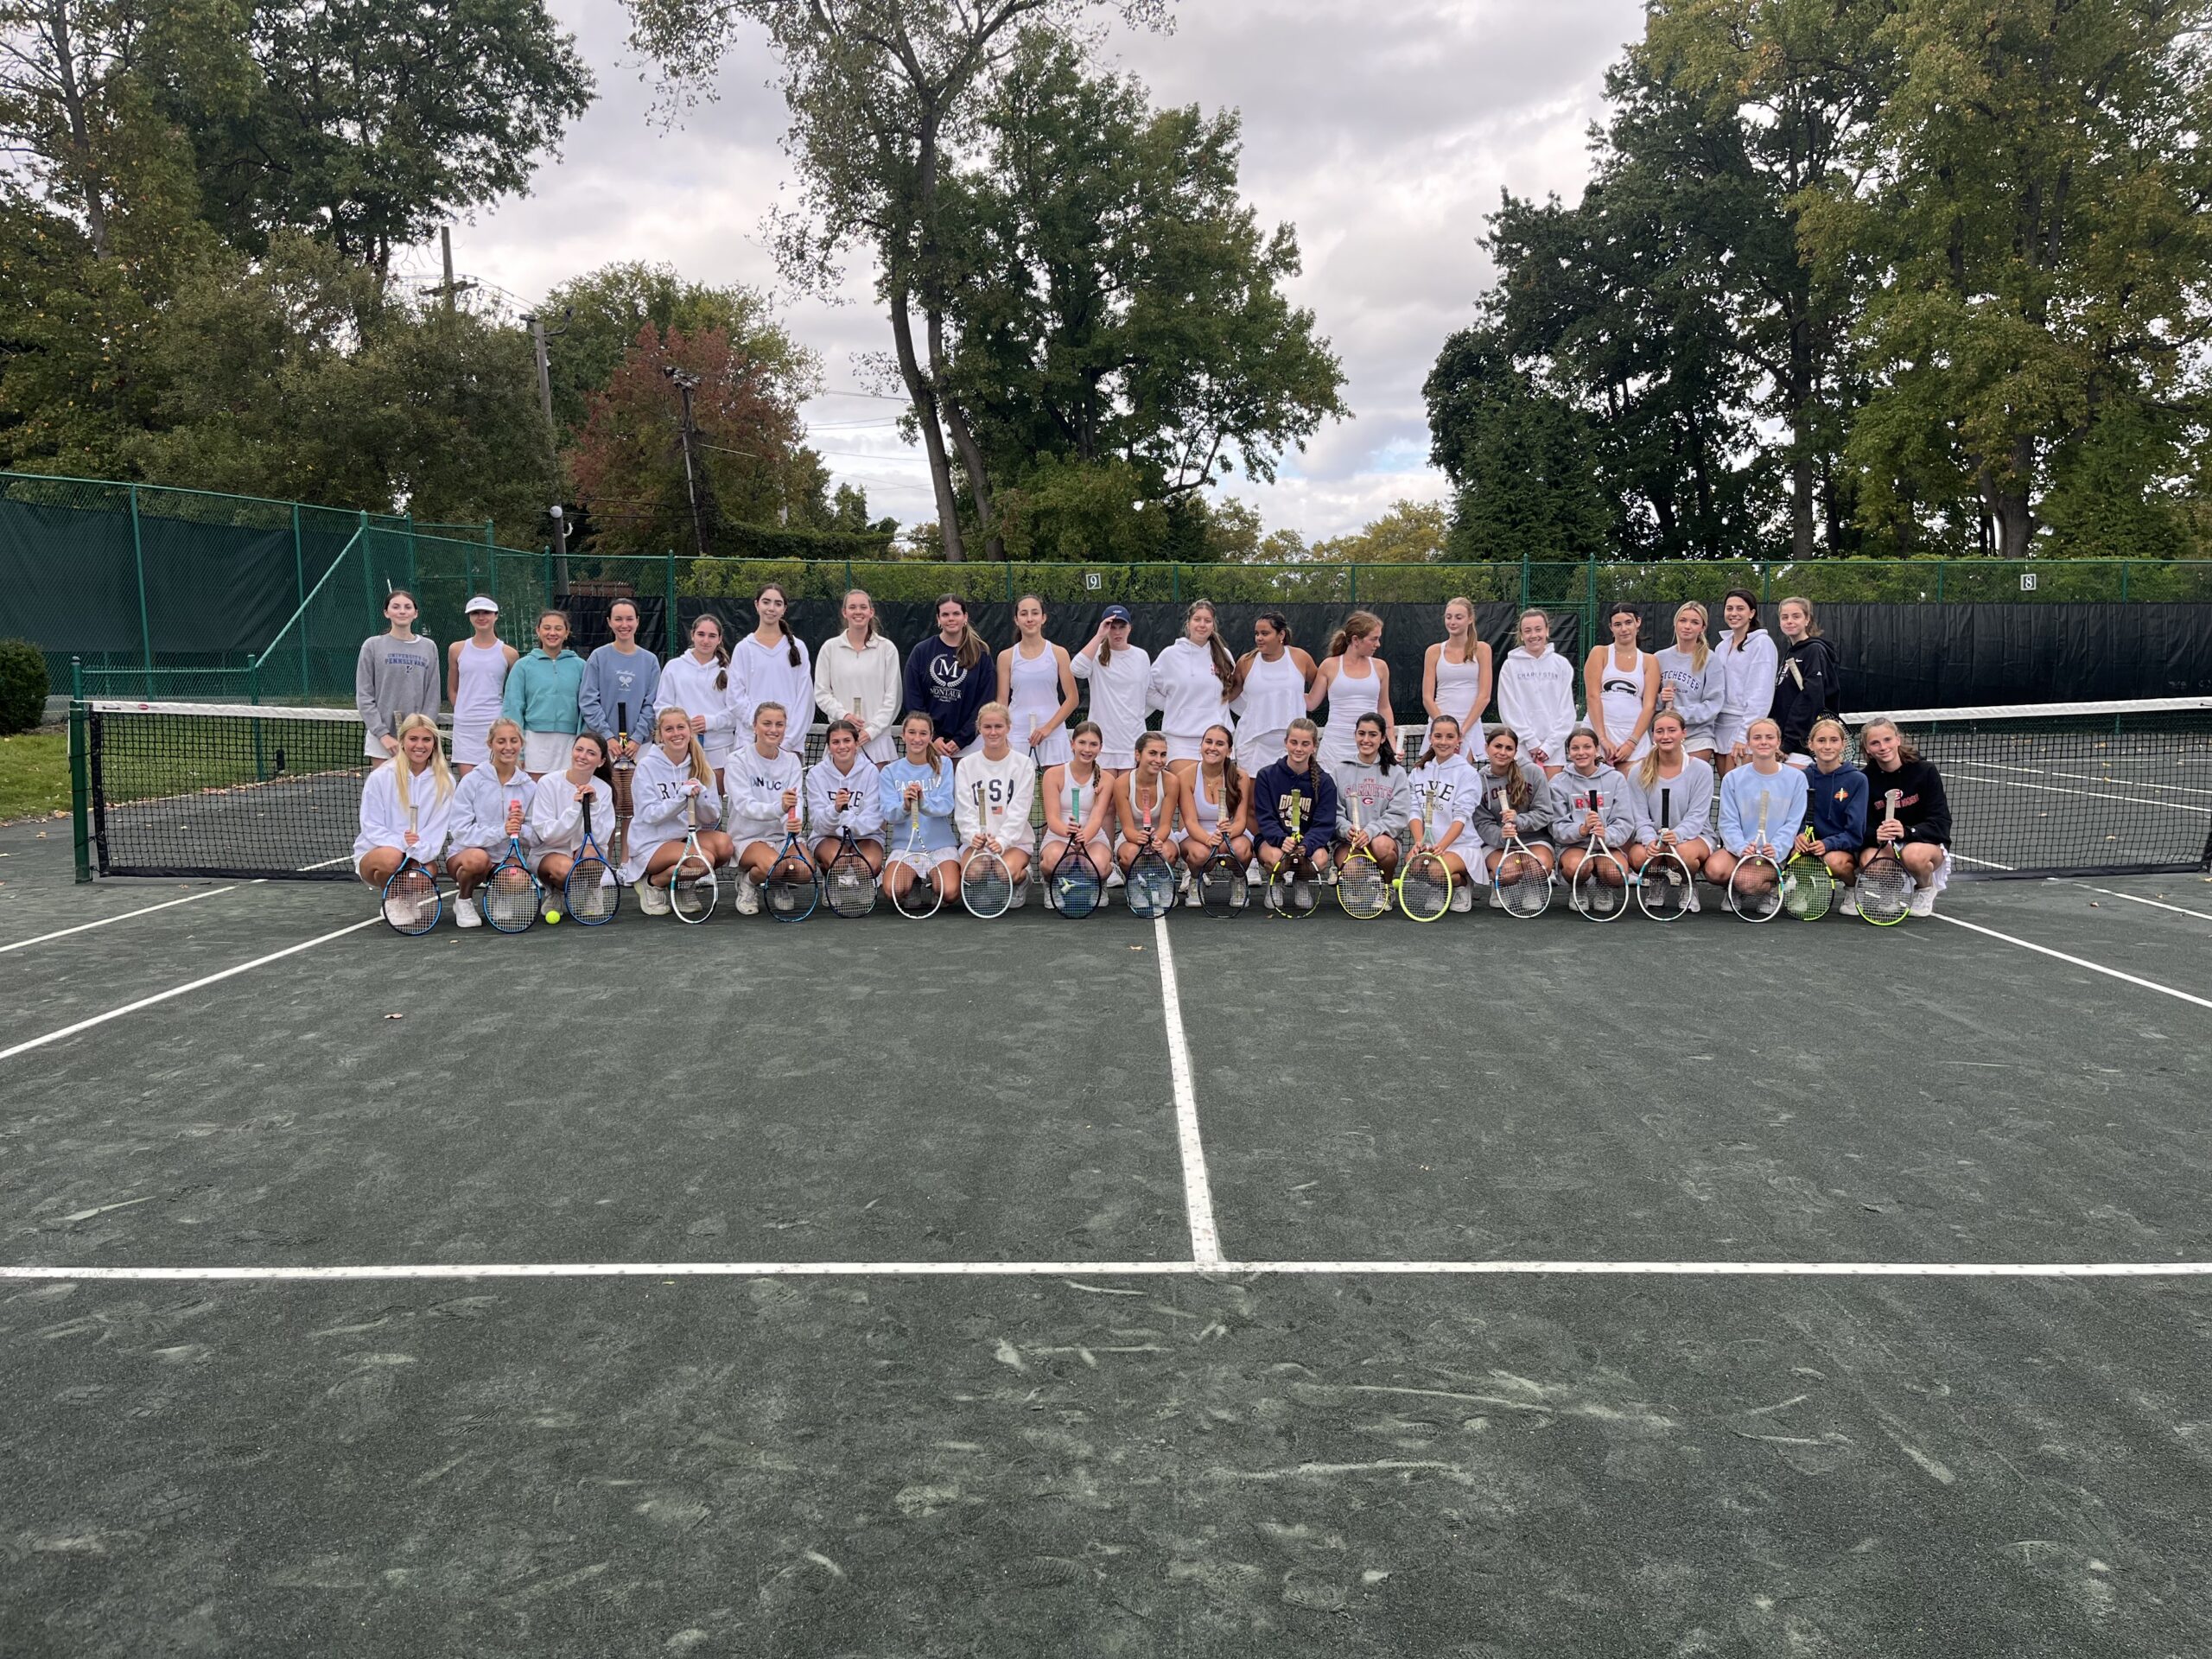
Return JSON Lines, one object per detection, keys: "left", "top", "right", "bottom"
{"left": 1653, "top": 602, "right": 1726, "bottom": 761}
{"left": 1327, "top": 712, "right": 1413, "bottom": 875}
{"left": 355, "top": 588, "right": 442, "bottom": 760}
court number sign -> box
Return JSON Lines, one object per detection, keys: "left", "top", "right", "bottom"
{"left": 1084, "top": 572, "right": 1102, "bottom": 590}
{"left": 2020, "top": 572, "right": 2037, "bottom": 591}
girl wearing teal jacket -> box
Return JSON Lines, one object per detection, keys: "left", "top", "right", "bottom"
{"left": 501, "top": 609, "right": 587, "bottom": 777}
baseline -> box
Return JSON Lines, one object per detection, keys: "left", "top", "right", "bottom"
{"left": 0, "top": 886, "right": 238, "bottom": 956}
{"left": 1931, "top": 912, "right": 2212, "bottom": 1011}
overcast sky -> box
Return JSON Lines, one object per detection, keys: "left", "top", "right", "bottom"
{"left": 444, "top": 0, "right": 1646, "bottom": 541}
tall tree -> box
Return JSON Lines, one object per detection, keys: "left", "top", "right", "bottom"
{"left": 1424, "top": 322, "right": 1611, "bottom": 562}
{"left": 622, "top": 0, "right": 1166, "bottom": 560}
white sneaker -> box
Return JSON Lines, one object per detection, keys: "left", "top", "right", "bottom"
{"left": 1451, "top": 886, "right": 1473, "bottom": 913}
{"left": 1264, "top": 885, "right": 1281, "bottom": 912}
{"left": 1487, "top": 887, "right": 1503, "bottom": 910}
{"left": 1293, "top": 880, "right": 1313, "bottom": 911}
{"left": 1685, "top": 888, "right": 1701, "bottom": 914}
{"left": 1009, "top": 884, "right": 1028, "bottom": 910}
{"left": 1909, "top": 887, "right": 1936, "bottom": 917}
{"left": 1105, "top": 868, "right": 1126, "bottom": 888}
{"left": 1245, "top": 864, "right": 1263, "bottom": 887}
{"left": 1184, "top": 885, "right": 1202, "bottom": 908}
{"left": 638, "top": 881, "right": 671, "bottom": 917}
{"left": 454, "top": 903, "right": 482, "bottom": 929}
{"left": 734, "top": 872, "right": 761, "bottom": 917}
{"left": 1839, "top": 891, "right": 1859, "bottom": 918}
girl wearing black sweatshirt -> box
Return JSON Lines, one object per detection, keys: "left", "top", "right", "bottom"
{"left": 1857, "top": 717, "right": 1951, "bottom": 917}
{"left": 1771, "top": 596, "right": 1842, "bottom": 761}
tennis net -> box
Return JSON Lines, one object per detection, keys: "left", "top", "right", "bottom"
{"left": 77, "top": 696, "right": 2212, "bottom": 883}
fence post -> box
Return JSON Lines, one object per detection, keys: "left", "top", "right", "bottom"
{"left": 128, "top": 484, "right": 152, "bottom": 696}
{"left": 1171, "top": 563, "right": 1179, "bottom": 605}
{"left": 69, "top": 659, "right": 90, "bottom": 884}
{"left": 405, "top": 516, "right": 418, "bottom": 596}
{"left": 291, "top": 503, "right": 308, "bottom": 693}
{"left": 843, "top": 558, "right": 853, "bottom": 593}
{"left": 1759, "top": 561, "right": 1771, "bottom": 604}
{"left": 2120, "top": 561, "right": 2131, "bottom": 601}
{"left": 665, "top": 551, "right": 679, "bottom": 655}
{"left": 1935, "top": 561, "right": 1946, "bottom": 603}
{"left": 360, "top": 510, "right": 374, "bottom": 627}
{"left": 1350, "top": 563, "right": 1359, "bottom": 605}
{"left": 1518, "top": 553, "right": 1530, "bottom": 613}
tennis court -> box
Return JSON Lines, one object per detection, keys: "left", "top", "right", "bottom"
{"left": 5, "top": 783, "right": 2212, "bottom": 1658}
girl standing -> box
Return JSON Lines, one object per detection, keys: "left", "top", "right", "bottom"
{"left": 1421, "top": 596, "right": 1492, "bottom": 755}
{"left": 1253, "top": 717, "right": 1338, "bottom": 908}
{"left": 527, "top": 732, "right": 616, "bottom": 895}
{"left": 879, "top": 711, "right": 962, "bottom": 908}
{"left": 728, "top": 584, "right": 814, "bottom": 761}
{"left": 725, "top": 702, "right": 807, "bottom": 916}
{"left": 813, "top": 588, "right": 903, "bottom": 764}
{"left": 1114, "top": 731, "right": 1190, "bottom": 877}
{"left": 806, "top": 718, "right": 887, "bottom": 875}
{"left": 1231, "top": 611, "right": 1318, "bottom": 775}
{"left": 1149, "top": 600, "right": 1239, "bottom": 777}
{"left": 1407, "top": 715, "right": 1481, "bottom": 911}
{"left": 1328, "top": 711, "right": 1411, "bottom": 877}
{"left": 1654, "top": 601, "right": 1724, "bottom": 764}
{"left": 353, "top": 712, "right": 454, "bottom": 892}
{"left": 1711, "top": 588, "right": 1777, "bottom": 775}
{"left": 355, "top": 588, "right": 442, "bottom": 760}
{"left": 1625, "top": 709, "right": 1716, "bottom": 899}
{"left": 1072, "top": 604, "right": 1153, "bottom": 773}
{"left": 1771, "top": 595, "right": 1842, "bottom": 764}
{"left": 1468, "top": 726, "right": 1556, "bottom": 902}
{"left": 954, "top": 702, "right": 1039, "bottom": 902}
{"left": 446, "top": 597, "right": 517, "bottom": 774}
{"left": 1039, "top": 721, "right": 1115, "bottom": 887}
{"left": 1707, "top": 718, "right": 1808, "bottom": 891}
{"left": 1308, "top": 610, "right": 1395, "bottom": 765}
{"left": 1495, "top": 610, "right": 1576, "bottom": 777}
{"left": 1585, "top": 603, "right": 1658, "bottom": 768}
{"left": 902, "top": 595, "right": 993, "bottom": 758}
{"left": 658, "top": 613, "right": 740, "bottom": 787}
{"left": 1179, "top": 722, "right": 1253, "bottom": 902}
{"left": 623, "top": 706, "right": 733, "bottom": 914}
{"left": 499, "top": 608, "right": 587, "bottom": 778}
{"left": 444, "top": 718, "right": 539, "bottom": 926}
{"left": 578, "top": 597, "right": 660, "bottom": 767}
{"left": 996, "top": 593, "right": 1079, "bottom": 768}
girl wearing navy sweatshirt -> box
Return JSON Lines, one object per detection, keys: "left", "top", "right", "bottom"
{"left": 1796, "top": 715, "right": 1869, "bottom": 893}
{"left": 902, "top": 595, "right": 994, "bottom": 758}
{"left": 1255, "top": 717, "right": 1338, "bottom": 907}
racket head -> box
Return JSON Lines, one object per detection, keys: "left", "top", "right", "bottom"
{"left": 961, "top": 848, "right": 1014, "bottom": 918}
{"left": 381, "top": 862, "right": 441, "bottom": 936}
{"left": 892, "top": 854, "right": 943, "bottom": 918}
{"left": 670, "top": 841, "right": 716, "bottom": 924}
{"left": 1199, "top": 849, "right": 1244, "bottom": 916}
{"left": 1055, "top": 849, "right": 1102, "bottom": 918}
{"left": 1126, "top": 849, "right": 1175, "bottom": 919}
{"left": 1338, "top": 852, "right": 1389, "bottom": 918}
{"left": 1496, "top": 841, "right": 1552, "bottom": 918}
{"left": 564, "top": 853, "right": 619, "bottom": 925}
{"left": 1726, "top": 854, "right": 1784, "bottom": 921}
{"left": 1397, "top": 849, "right": 1451, "bottom": 922}
{"left": 1782, "top": 854, "right": 1834, "bottom": 920}
{"left": 1572, "top": 850, "right": 1630, "bottom": 921}
{"left": 1858, "top": 854, "right": 1913, "bottom": 925}
{"left": 481, "top": 855, "right": 539, "bottom": 933}
{"left": 766, "top": 845, "right": 819, "bottom": 923}
{"left": 826, "top": 844, "right": 878, "bottom": 918}
{"left": 1637, "top": 851, "right": 1693, "bottom": 921}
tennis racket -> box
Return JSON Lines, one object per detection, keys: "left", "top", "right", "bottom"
{"left": 1198, "top": 796, "right": 1246, "bottom": 917}
{"left": 1126, "top": 804, "right": 1175, "bottom": 919}
{"left": 564, "top": 791, "right": 620, "bottom": 925}
{"left": 765, "top": 803, "right": 818, "bottom": 923}
{"left": 480, "top": 821, "right": 540, "bottom": 933}
{"left": 609, "top": 699, "right": 635, "bottom": 864}
{"left": 1337, "top": 793, "right": 1389, "bottom": 918}
{"left": 1726, "top": 792, "right": 1784, "bottom": 921}
{"left": 1492, "top": 787, "right": 1551, "bottom": 918}
{"left": 1859, "top": 789, "right": 1913, "bottom": 925}
{"left": 668, "top": 793, "right": 716, "bottom": 923}
{"left": 1782, "top": 841, "right": 1834, "bottom": 920}
{"left": 1053, "top": 783, "right": 1102, "bottom": 918}
{"left": 1269, "top": 795, "right": 1315, "bottom": 918}
{"left": 1637, "top": 784, "right": 1692, "bottom": 922}
{"left": 961, "top": 782, "right": 1014, "bottom": 918}
{"left": 381, "top": 805, "right": 442, "bottom": 936}
{"left": 1395, "top": 788, "right": 1452, "bottom": 921}
{"left": 1570, "top": 785, "right": 1629, "bottom": 921}
{"left": 893, "top": 798, "right": 942, "bottom": 918}
{"left": 823, "top": 796, "right": 877, "bottom": 918}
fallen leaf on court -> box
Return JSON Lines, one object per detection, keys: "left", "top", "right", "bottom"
{"left": 1128, "top": 945, "right": 1143, "bottom": 951}
{"left": 384, "top": 1012, "right": 404, "bottom": 1020}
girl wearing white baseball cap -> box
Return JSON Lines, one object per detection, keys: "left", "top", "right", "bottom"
{"left": 447, "top": 597, "right": 517, "bottom": 774}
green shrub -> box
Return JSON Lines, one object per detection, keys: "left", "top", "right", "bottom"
{"left": 0, "top": 639, "right": 48, "bottom": 734}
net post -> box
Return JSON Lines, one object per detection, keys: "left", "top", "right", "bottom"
{"left": 129, "top": 483, "right": 152, "bottom": 697}
{"left": 68, "top": 670, "right": 90, "bottom": 884}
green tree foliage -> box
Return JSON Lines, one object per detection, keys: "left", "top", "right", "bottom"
{"left": 1311, "top": 500, "right": 1451, "bottom": 564}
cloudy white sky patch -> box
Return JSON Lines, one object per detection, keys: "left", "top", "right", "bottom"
{"left": 448, "top": 0, "right": 1645, "bottom": 540}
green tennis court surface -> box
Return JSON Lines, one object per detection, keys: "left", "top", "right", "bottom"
{"left": 5, "top": 818, "right": 2210, "bottom": 1656}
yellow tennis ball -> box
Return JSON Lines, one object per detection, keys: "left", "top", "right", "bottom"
{"left": 544, "top": 909, "right": 562, "bottom": 925}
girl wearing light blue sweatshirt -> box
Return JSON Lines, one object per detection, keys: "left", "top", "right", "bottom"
{"left": 879, "top": 710, "right": 961, "bottom": 910}
{"left": 500, "top": 610, "right": 587, "bottom": 777}
{"left": 1707, "top": 717, "right": 1808, "bottom": 892}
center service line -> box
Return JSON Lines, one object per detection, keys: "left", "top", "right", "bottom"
{"left": 1151, "top": 915, "right": 1224, "bottom": 1265}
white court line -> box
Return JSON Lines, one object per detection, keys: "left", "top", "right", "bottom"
{"left": 0, "top": 916, "right": 382, "bottom": 1061}
{"left": 1933, "top": 913, "right": 2212, "bottom": 1011}
{"left": 6, "top": 1260, "right": 2212, "bottom": 1281}
{"left": 1942, "top": 768, "right": 2211, "bottom": 817}
{"left": 1151, "top": 915, "right": 1223, "bottom": 1265}
{"left": 2082, "top": 886, "right": 2212, "bottom": 923}
{"left": 0, "top": 887, "right": 238, "bottom": 956}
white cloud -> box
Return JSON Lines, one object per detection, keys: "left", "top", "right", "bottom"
{"left": 448, "top": 0, "right": 1640, "bottom": 540}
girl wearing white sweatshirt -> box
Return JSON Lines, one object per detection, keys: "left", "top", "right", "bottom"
{"left": 1711, "top": 588, "right": 1777, "bottom": 776}
{"left": 955, "top": 702, "right": 1038, "bottom": 901}
{"left": 353, "top": 713, "right": 454, "bottom": 887}
{"left": 725, "top": 702, "right": 807, "bottom": 916}
{"left": 1072, "top": 606, "right": 1152, "bottom": 772}
{"left": 658, "top": 613, "right": 741, "bottom": 786}
{"left": 1494, "top": 609, "right": 1577, "bottom": 777}
{"left": 444, "top": 718, "right": 538, "bottom": 925}
{"left": 1406, "top": 715, "right": 1482, "bottom": 907}
{"left": 727, "top": 584, "right": 814, "bottom": 760}
{"left": 527, "top": 732, "right": 616, "bottom": 894}
{"left": 623, "top": 708, "right": 733, "bottom": 912}
{"left": 1150, "top": 601, "right": 1240, "bottom": 774}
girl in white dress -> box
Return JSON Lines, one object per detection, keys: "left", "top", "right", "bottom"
{"left": 728, "top": 583, "right": 814, "bottom": 760}
{"left": 996, "top": 593, "right": 1079, "bottom": 767}
{"left": 658, "top": 613, "right": 741, "bottom": 788}
{"left": 1231, "top": 611, "right": 1317, "bottom": 774}
{"left": 1421, "top": 596, "right": 1491, "bottom": 755}
{"left": 1149, "top": 600, "right": 1238, "bottom": 778}
{"left": 1584, "top": 603, "right": 1658, "bottom": 768}
{"left": 446, "top": 600, "right": 517, "bottom": 773}
{"left": 1307, "top": 609, "right": 1395, "bottom": 765}
{"left": 1071, "top": 606, "right": 1151, "bottom": 772}
{"left": 1113, "top": 732, "right": 1191, "bottom": 875}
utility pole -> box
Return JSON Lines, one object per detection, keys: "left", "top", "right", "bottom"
{"left": 664, "top": 366, "right": 713, "bottom": 560}
{"left": 521, "top": 307, "right": 573, "bottom": 590}
{"left": 427, "top": 226, "right": 477, "bottom": 313}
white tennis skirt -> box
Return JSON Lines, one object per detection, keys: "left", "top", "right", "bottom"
{"left": 1238, "top": 728, "right": 1288, "bottom": 774}
{"left": 524, "top": 730, "right": 573, "bottom": 773}
{"left": 1712, "top": 714, "right": 1751, "bottom": 756}
{"left": 1163, "top": 732, "right": 1206, "bottom": 764}
{"left": 450, "top": 720, "right": 493, "bottom": 767}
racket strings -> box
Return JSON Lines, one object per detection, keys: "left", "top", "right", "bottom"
{"left": 1055, "top": 858, "right": 1102, "bottom": 918}
{"left": 1399, "top": 854, "right": 1450, "bottom": 921}
{"left": 1338, "top": 858, "right": 1389, "bottom": 918}
{"left": 385, "top": 867, "right": 439, "bottom": 934}
{"left": 1128, "top": 853, "right": 1175, "bottom": 918}
{"left": 1573, "top": 854, "right": 1630, "bottom": 920}
{"left": 827, "top": 854, "right": 876, "bottom": 918}
{"left": 1727, "top": 856, "right": 1784, "bottom": 920}
{"left": 484, "top": 864, "right": 538, "bottom": 931}
{"left": 1638, "top": 855, "right": 1691, "bottom": 920}
{"left": 566, "top": 856, "right": 616, "bottom": 924}
{"left": 963, "top": 854, "right": 1014, "bottom": 918}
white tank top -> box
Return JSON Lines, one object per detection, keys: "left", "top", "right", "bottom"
{"left": 452, "top": 639, "right": 508, "bottom": 729}
{"left": 1237, "top": 650, "right": 1306, "bottom": 735}
{"left": 1057, "top": 764, "right": 1105, "bottom": 831}
{"left": 1320, "top": 658, "right": 1382, "bottom": 762}
{"left": 1191, "top": 767, "right": 1228, "bottom": 835}
{"left": 1433, "top": 648, "right": 1486, "bottom": 736}
{"left": 1598, "top": 649, "right": 1652, "bottom": 760}
{"left": 1007, "top": 643, "right": 1062, "bottom": 738}
{"left": 1125, "top": 770, "right": 1171, "bottom": 836}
